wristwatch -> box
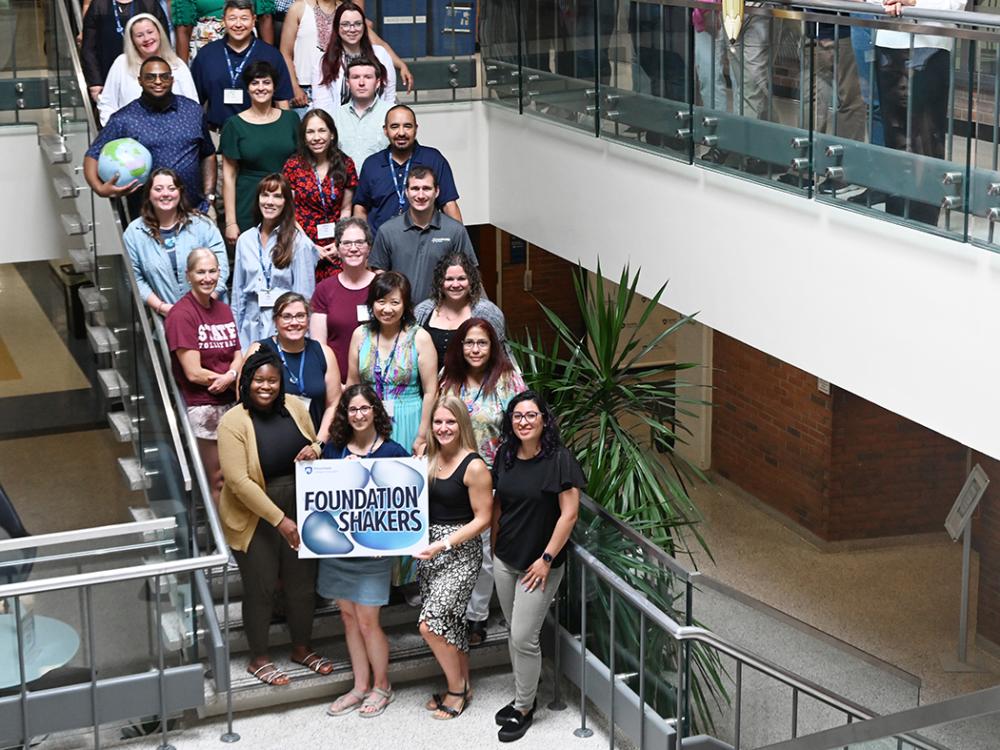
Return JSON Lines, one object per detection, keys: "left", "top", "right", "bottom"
{"left": 542, "top": 552, "right": 553, "bottom": 564}
{"left": 205, "top": 192, "right": 217, "bottom": 203}
{"left": 444, "top": 536, "right": 453, "bottom": 551}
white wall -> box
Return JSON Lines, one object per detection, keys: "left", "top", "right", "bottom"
{"left": 474, "top": 103, "right": 1000, "bottom": 461}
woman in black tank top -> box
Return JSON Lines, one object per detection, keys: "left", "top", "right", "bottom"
{"left": 413, "top": 395, "right": 493, "bottom": 720}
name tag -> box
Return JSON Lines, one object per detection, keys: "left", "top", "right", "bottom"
{"left": 384, "top": 399, "right": 395, "bottom": 417}
{"left": 296, "top": 395, "right": 312, "bottom": 411}
{"left": 316, "top": 222, "right": 336, "bottom": 240}
{"left": 224, "top": 88, "right": 244, "bottom": 105}
{"left": 357, "top": 305, "right": 370, "bottom": 322}
{"left": 258, "top": 288, "right": 280, "bottom": 307}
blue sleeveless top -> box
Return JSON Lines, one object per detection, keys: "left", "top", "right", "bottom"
{"left": 259, "top": 337, "right": 327, "bottom": 429}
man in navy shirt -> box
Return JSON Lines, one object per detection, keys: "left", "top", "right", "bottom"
{"left": 353, "top": 105, "right": 462, "bottom": 236}
{"left": 190, "top": 0, "right": 292, "bottom": 130}
{"left": 84, "top": 56, "right": 216, "bottom": 213}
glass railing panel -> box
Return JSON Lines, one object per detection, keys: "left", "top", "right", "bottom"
{"left": 598, "top": 0, "right": 694, "bottom": 162}
{"left": 967, "top": 30, "right": 1000, "bottom": 250}
{"left": 0, "top": 0, "right": 60, "bottom": 132}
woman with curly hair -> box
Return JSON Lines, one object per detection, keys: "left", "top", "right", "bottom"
{"left": 413, "top": 395, "right": 492, "bottom": 720}
{"left": 319, "top": 384, "right": 408, "bottom": 718}
{"left": 414, "top": 252, "right": 508, "bottom": 364}
{"left": 217, "top": 349, "right": 332, "bottom": 686}
{"left": 490, "top": 390, "right": 585, "bottom": 743}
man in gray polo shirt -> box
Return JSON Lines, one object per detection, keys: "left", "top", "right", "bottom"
{"left": 369, "top": 165, "right": 476, "bottom": 303}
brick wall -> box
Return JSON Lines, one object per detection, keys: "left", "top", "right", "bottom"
{"left": 973, "top": 452, "right": 1000, "bottom": 647}
{"left": 712, "top": 332, "right": 833, "bottom": 537}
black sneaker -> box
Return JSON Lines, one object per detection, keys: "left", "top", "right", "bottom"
{"left": 498, "top": 707, "right": 534, "bottom": 742}
{"left": 495, "top": 698, "right": 536, "bottom": 726}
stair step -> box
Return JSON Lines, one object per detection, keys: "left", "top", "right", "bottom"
{"left": 85, "top": 323, "right": 116, "bottom": 355}
{"left": 97, "top": 368, "right": 129, "bottom": 399}
{"left": 40, "top": 133, "right": 71, "bottom": 163}
{"left": 61, "top": 212, "right": 91, "bottom": 236}
{"left": 68, "top": 247, "right": 93, "bottom": 274}
{"left": 118, "top": 456, "right": 151, "bottom": 491}
{"left": 52, "top": 173, "right": 81, "bottom": 198}
{"left": 78, "top": 285, "right": 105, "bottom": 313}
{"left": 199, "top": 621, "right": 511, "bottom": 717}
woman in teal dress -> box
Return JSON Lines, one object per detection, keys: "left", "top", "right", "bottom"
{"left": 221, "top": 60, "right": 299, "bottom": 245}
{"left": 346, "top": 271, "right": 437, "bottom": 455}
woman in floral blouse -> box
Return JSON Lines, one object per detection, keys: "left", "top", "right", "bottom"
{"left": 282, "top": 108, "right": 357, "bottom": 282}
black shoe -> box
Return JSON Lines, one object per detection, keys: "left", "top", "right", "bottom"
{"left": 498, "top": 707, "right": 534, "bottom": 742}
{"left": 700, "top": 147, "right": 729, "bottom": 165}
{"left": 468, "top": 619, "right": 488, "bottom": 648}
{"left": 847, "top": 188, "right": 889, "bottom": 206}
{"left": 495, "top": 698, "right": 536, "bottom": 726}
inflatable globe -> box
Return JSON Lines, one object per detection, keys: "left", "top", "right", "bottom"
{"left": 96, "top": 138, "right": 152, "bottom": 187}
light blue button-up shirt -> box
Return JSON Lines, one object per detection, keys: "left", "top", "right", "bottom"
{"left": 231, "top": 225, "right": 319, "bottom": 349}
{"left": 331, "top": 97, "right": 390, "bottom": 171}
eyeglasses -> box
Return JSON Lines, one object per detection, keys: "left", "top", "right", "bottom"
{"left": 462, "top": 339, "right": 490, "bottom": 350}
{"left": 348, "top": 405, "right": 372, "bottom": 416}
{"left": 512, "top": 411, "right": 541, "bottom": 423}
{"left": 339, "top": 20, "right": 364, "bottom": 29}
{"left": 278, "top": 312, "right": 308, "bottom": 322}
{"left": 339, "top": 239, "right": 368, "bottom": 249}
{"left": 142, "top": 71, "right": 173, "bottom": 81}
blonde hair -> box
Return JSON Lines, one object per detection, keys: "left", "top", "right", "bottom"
{"left": 124, "top": 14, "right": 180, "bottom": 76}
{"left": 426, "top": 395, "right": 478, "bottom": 483}
{"left": 186, "top": 247, "right": 218, "bottom": 272}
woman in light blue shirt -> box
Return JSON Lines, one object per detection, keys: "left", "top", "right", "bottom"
{"left": 231, "top": 173, "right": 319, "bottom": 348}
{"left": 123, "top": 167, "right": 228, "bottom": 315}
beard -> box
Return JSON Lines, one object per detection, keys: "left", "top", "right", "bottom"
{"left": 139, "top": 89, "right": 173, "bottom": 112}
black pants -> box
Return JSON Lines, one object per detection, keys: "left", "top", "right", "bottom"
{"left": 876, "top": 46, "right": 951, "bottom": 227}
{"left": 232, "top": 474, "right": 317, "bottom": 658}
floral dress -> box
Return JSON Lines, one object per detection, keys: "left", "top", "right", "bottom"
{"left": 282, "top": 153, "right": 358, "bottom": 282}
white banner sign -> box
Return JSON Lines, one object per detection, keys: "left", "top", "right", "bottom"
{"left": 296, "top": 457, "right": 429, "bottom": 558}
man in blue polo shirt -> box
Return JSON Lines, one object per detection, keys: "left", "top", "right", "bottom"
{"left": 190, "top": 0, "right": 292, "bottom": 130}
{"left": 353, "top": 104, "right": 462, "bottom": 236}
{"left": 84, "top": 56, "right": 216, "bottom": 215}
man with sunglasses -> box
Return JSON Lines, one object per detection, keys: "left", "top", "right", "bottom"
{"left": 84, "top": 56, "right": 217, "bottom": 216}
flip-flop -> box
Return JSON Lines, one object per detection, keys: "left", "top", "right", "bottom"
{"left": 326, "top": 688, "right": 367, "bottom": 716}
{"left": 359, "top": 686, "right": 395, "bottom": 717}
{"left": 248, "top": 662, "right": 290, "bottom": 687}
{"left": 293, "top": 651, "right": 334, "bottom": 675}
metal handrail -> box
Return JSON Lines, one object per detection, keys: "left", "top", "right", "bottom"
{"left": 0, "top": 518, "right": 175, "bottom": 553}
{"left": 570, "top": 543, "right": 954, "bottom": 750}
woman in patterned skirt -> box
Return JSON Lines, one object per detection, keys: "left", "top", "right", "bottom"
{"left": 413, "top": 395, "right": 492, "bottom": 720}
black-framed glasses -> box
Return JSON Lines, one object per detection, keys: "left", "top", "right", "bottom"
{"left": 462, "top": 339, "right": 490, "bottom": 350}
{"left": 511, "top": 411, "right": 541, "bottom": 423}
{"left": 348, "top": 405, "right": 372, "bottom": 416}
{"left": 278, "top": 312, "right": 308, "bottom": 323}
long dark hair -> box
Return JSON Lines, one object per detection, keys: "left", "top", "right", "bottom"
{"left": 140, "top": 168, "right": 195, "bottom": 244}
{"left": 296, "top": 109, "right": 347, "bottom": 190}
{"left": 496, "top": 390, "right": 562, "bottom": 469}
{"left": 238, "top": 350, "right": 288, "bottom": 415}
{"left": 429, "top": 251, "right": 482, "bottom": 307}
{"left": 329, "top": 384, "right": 393, "bottom": 448}
{"left": 366, "top": 271, "right": 415, "bottom": 332}
{"left": 251, "top": 174, "right": 297, "bottom": 269}
{"left": 439, "top": 318, "right": 514, "bottom": 397}
{"left": 319, "top": 2, "right": 387, "bottom": 88}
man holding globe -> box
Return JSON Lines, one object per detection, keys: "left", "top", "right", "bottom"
{"left": 84, "top": 56, "right": 217, "bottom": 216}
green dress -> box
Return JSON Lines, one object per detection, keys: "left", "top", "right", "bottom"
{"left": 220, "top": 109, "right": 300, "bottom": 232}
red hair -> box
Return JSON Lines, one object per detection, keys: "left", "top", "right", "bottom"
{"left": 439, "top": 318, "right": 515, "bottom": 397}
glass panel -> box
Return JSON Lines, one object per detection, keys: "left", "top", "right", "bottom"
{"left": 480, "top": 0, "right": 523, "bottom": 110}
{"left": 967, "top": 26, "right": 1000, "bottom": 249}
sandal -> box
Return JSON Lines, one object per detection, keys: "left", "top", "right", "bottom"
{"left": 432, "top": 684, "right": 469, "bottom": 721}
{"left": 293, "top": 651, "right": 334, "bottom": 675}
{"left": 359, "top": 686, "right": 395, "bottom": 718}
{"left": 327, "top": 688, "right": 367, "bottom": 716}
{"left": 248, "top": 662, "right": 290, "bottom": 687}
{"left": 426, "top": 687, "right": 474, "bottom": 710}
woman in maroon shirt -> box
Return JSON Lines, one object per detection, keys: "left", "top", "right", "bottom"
{"left": 282, "top": 108, "right": 357, "bottom": 282}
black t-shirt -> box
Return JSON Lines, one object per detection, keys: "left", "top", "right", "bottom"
{"left": 251, "top": 408, "right": 309, "bottom": 480}
{"left": 429, "top": 453, "right": 481, "bottom": 524}
{"left": 492, "top": 446, "right": 586, "bottom": 570}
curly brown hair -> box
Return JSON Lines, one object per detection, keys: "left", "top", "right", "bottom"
{"left": 429, "top": 251, "right": 482, "bottom": 308}
{"left": 328, "top": 384, "right": 393, "bottom": 449}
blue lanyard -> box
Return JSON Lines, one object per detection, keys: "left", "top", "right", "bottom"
{"left": 256, "top": 228, "right": 273, "bottom": 289}
{"left": 372, "top": 329, "right": 401, "bottom": 400}
{"left": 314, "top": 168, "right": 331, "bottom": 211}
{"left": 388, "top": 154, "right": 412, "bottom": 212}
{"left": 112, "top": 1, "right": 134, "bottom": 35}
{"left": 274, "top": 339, "right": 307, "bottom": 393}
{"left": 460, "top": 380, "right": 486, "bottom": 413}
{"left": 224, "top": 39, "right": 257, "bottom": 88}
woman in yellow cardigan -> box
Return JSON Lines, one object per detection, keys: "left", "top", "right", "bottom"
{"left": 218, "top": 349, "right": 333, "bottom": 686}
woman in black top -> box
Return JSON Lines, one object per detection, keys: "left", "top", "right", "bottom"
{"left": 414, "top": 395, "right": 492, "bottom": 720}
{"left": 490, "top": 390, "right": 584, "bottom": 743}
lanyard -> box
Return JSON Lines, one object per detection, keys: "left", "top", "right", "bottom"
{"left": 224, "top": 39, "right": 257, "bottom": 88}
{"left": 275, "top": 338, "right": 307, "bottom": 393}
{"left": 388, "top": 153, "right": 412, "bottom": 212}
{"left": 113, "top": 1, "right": 134, "bottom": 35}
{"left": 461, "top": 379, "right": 486, "bottom": 413}
{"left": 256, "top": 228, "right": 273, "bottom": 289}
{"left": 372, "top": 329, "right": 401, "bottom": 400}
{"left": 314, "top": 168, "right": 332, "bottom": 211}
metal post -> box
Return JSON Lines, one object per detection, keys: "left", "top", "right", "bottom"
{"left": 993, "top": 45, "right": 1000, "bottom": 170}
{"left": 958, "top": 521, "right": 972, "bottom": 662}
{"left": 14, "top": 596, "right": 30, "bottom": 749}
{"left": 675, "top": 639, "right": 685, "bottom": 744}
{"left": 153, "top": 576, "right": 176, "bottom": 750}
{"left": 792, "top": 687, "right": 799, "bottom": 739}
{"left": 608, "top": 588, "right": 616, "bottom": 750}
{"left": 221, "top": 563, "right": 240, "bottom": 742}
{"left": 574, "top": 559, "right": 593, "bottom": 738}
{"left": 638, "top": 612, "right": 646, "bottom": 750}
{"left": 734, "top": 661, "right": 742, "bottom": 750}
{"left": 85, "top": 586, "right": 102, "bottom": 749}
{"left": 549, "top": 585, "right": 567, "bottom": 710}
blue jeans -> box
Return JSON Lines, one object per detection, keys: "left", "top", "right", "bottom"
{"left": 850, "top": 18, "right": 884, "bottom": 146}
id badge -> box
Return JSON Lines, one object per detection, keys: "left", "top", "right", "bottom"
{"left": 356, "top": 304, "right": 370, "bottom": 322}
{"left": 316, "top": 222, "right": 336, "bottom": 240}
{"left": 296, "top": 395, "right": 312, "bottom": 411}
{"left": 224, "top": 88, "right": 244, "bottom": 105}
{"left": 384, "top": 399, "right": 395, "bottom": 417}
{"left": 258, "top": 288, "right": 280, "bottom": 307}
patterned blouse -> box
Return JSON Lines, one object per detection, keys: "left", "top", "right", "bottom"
{"left": 282, "top": 152, "right": 358, "bottom": 281}
{"left": 455, "top": 369, "right": 527, "bottom": 467}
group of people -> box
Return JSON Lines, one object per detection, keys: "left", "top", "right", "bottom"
{"left": 83, "top": 8, "right": 580, "bottom": 731}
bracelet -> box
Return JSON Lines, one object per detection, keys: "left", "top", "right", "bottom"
{"left": 443, "top": 536, "right": 453, "bottom": 552}
{"left": 227, "top": 369, "right": 237, "bottom": 378}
